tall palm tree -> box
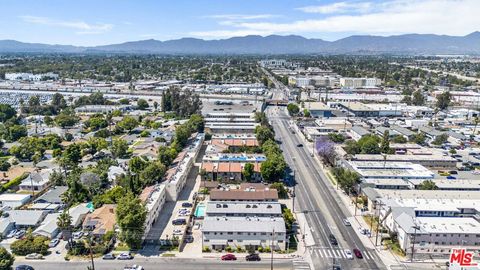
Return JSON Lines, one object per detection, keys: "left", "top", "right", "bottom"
{"left": 57, "top": 210, "right": 73, "bottom": 245}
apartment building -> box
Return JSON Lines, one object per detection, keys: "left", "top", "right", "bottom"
{"left": 340, "top": 77, "right": 380, "bottom": 88}
{"left": 202, "top": 201, "right": 286, "bottom": 251}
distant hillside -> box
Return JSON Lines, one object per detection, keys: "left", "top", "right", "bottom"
{"left": 1, "top": 32, "right": 479, "bottom": 54}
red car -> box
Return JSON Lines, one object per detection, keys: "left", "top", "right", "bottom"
{"left": 353, "top": 248, "right": 363, "bottom": 259}
{"left": 221, "top": 254, "right": 237, "bottom": 261}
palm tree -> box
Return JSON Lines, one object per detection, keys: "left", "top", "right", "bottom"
{"left": 57, "top": 210, "right": 73, "bottom": 245}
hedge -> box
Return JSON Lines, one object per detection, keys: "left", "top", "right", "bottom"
{"left": 1, "top": 172, "right": 28, "bottom": 192}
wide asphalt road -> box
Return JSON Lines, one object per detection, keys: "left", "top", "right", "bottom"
{"left": 267, "top": 105, "right": 386, "bottom": 270}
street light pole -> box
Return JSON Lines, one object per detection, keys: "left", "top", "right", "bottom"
{"left": 292, "top": 169, "right": 296, "bottom": 213}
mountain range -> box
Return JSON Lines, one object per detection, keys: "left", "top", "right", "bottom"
{"left": 1, "top": 32, "right": 480, "bottom": 55}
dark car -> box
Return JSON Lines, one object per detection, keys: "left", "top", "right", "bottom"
{"left": 246, "top": 253, "right": 261, "bottom": 261}
{"left": 15, "top": 265, "right": 34, "bottom": 270}
{"left": 182, "top": 202, "right": 193, "bottom": 208}
{"left": 296, "top": 143, "right": 303, "bottom": 147}
{"left": 329, "top": 234, "right": 338, "bottom": 246}
{"left": 221, "top": 254, "right": 237, "bottom": 261}
{"left": 353, "top": 248, "right": 363, "bottom": 259}
{"left": 172, "top": 219, "right": 187, "bottom": 225}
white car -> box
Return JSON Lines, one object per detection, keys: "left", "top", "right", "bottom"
{"left": 124, "top": 265, "right": 143, "bottom": 270}
{"left": 173, "top": 229, "right": 183, "bottom": 235}
{"left": 343, "top": 219, "right": 351, "bottom": 226}
{"left": 344, "top": 249, "right": 353, "bottom": 260}
{"left": 72, "top": 231, "right": 84, "bottom": 239}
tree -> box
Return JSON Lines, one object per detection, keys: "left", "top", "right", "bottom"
{"left": 255, "top": 126, "right": 275, "bottom": 146}
{"left": 153, "top": 101, "right": 158, "bottom": 111}
{"left": 412, "top": 90, "right": 425, "bottom": 106}
{"left": 358, "top": 135, "right": 381, "bottom": 154}
{"left": 287, "top": 103, "right": 300, "bottom": 115}
{"left": 432, "top": 133, "right": 449, "bottom": 146}
{"left": 116, "top": 193, "right": 147, "bottom": 249}
{"left": 328, "top": 133, "right": 345, "bottom": 143}
{"left": 54, "top": 109, "right": 79, "bottom": 128}
{"left": 303, "top": 109, "right": 311, "bottom": 118}
{"left": 344, "top": 140, "right": 361, "bottom": 155}
{"left": 391, "top": 135, "right": 407, "bottom": 143}
{"left": 139, "top": 161, "right": 166, "bottom": 186}
{"left": 436, "top": 91, "right": 451, "bottom": 111}
{"left": 282, "top": 208, "right": 295, "bottom": 231}
{"left": 380, "top": 130, "right": 390, "bottom": 154}
{"left": 0, "top": 247, "right": 14, "bottom": 270}
{"left": 51, "top": 93, "right": 67, "bottom": 110}
{"left": 137, "top": 99, "right": 149, "bottom": 110}
{"left": 7, "top": 125, "right": 27, "bottom": 142}
{"left": 270, "top": 182, "right": 288, "bottom": 199}
{"left": 118, "top": 116, "right": 139, "bottom": 133}
{"left": 316, "top": 137, "right": 337, "bottom": 166}
{"left": 410, "top": 133, "right": 426, "bottom": 145}
{"left": 0, "top": 160, "right": 10, "bottom": 172}
{"left": 0, "top": 104, "right": 16, "bottom": 122}
{"left": 260, "top": 154, "right": 286, "bottom": 183}
{"left": 242, "top": 163, "right": 254, "bottom": 181}
{"left": 112, "top": 138, "right": 129, "bottom": 158}
{"left": 57, "top": 210, "right": 73, "bottom": 241}
{"left": 332, "top": 167, "right": 360, "bottom": 194}
{"left": 418, "top": 180, "right": 438, "bottom": 190}
{"left": 128, "top": 156, "right": 148, "bottom": 174}
{"left": 61, "top": 143, "right": 82, "bottom": 168}
{"left": 174, "top": 124, "right": 191, "bottom": 147}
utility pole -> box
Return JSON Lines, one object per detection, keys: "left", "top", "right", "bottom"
{"left": 271, "top": 228, "right": 275, "bottom": 270}
{"left": 410, "top": 224, "right": 420, "bottom": 262}
{"left": 375, "top": 202, "right": 384, "bottom": 246}
{"left": 87, "top": 232, "right": 95, "bottom": 270}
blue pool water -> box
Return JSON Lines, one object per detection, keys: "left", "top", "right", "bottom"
{"left": 195, "top": 203, "right": 206, "bottom": 218}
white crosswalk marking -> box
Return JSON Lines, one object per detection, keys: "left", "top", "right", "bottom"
{"left": 332, "top": 249, "right": 341, "bottom": 258}
{"left": 363, "top": 251, "right": 370, "bottom": 260}
{"left": 326, "top": 249, "right": 333, "bottom": 258}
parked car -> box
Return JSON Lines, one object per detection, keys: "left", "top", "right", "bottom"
{"left": 102, "top": 253, "right": 116, "bottom": 260}
{"left": 328, "top": 234, "right": 338, "bottom": 246}
{"left": 343, "top": 219, "right": 351, "bottom": 226}
{"left": 15, "top": 265, "right": 34, "bottom": 270}
{"left": 344, "top": 249, "right": 353, "bottom": 260}
{"left": 48, "top": 239, "right": 60, "bottom": 248}
{"left": 123, "top": 265, "right": 143, "bottom": 270}
{"left": 14, "top": 229, "right": 26, "bottom": 239}
{"left": 296, "top": 143, "right": 303, "bottom": 147}
{"left": 25, "top": 253, "right": 43, "bottom": 260}
{"left": 173, "top": 229, "right": 183, "bottom": 235}
{"left": 193, "top": 223, "right": 201, "bottom": 230}
{"left": 72, "top": 231, "right": 84, "bottom": 239}
{"left": 221, "top": 254, "right": 237, "bottom": 261}
{"left": 117, "top": 252, "right": 134, "bottom": 260}
{"left": 246, "top": 253, "right": 261, "bottom": 261}
{"left": 172, "top": 219, "right": 187, "bottom": 225}
{"left": 6, "top": 229, "right": 17, "bottom": 238}
{"left": 353, "top": 248, "right": 363, "bottom": 259}
{"left": 182, "top": 202, "right": 193, "bottom": 207}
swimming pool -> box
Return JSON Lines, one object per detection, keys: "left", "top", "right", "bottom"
{"left": 194, "top": 203, "right": 206, "bottom": 218}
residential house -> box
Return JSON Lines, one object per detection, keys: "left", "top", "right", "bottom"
{"left": 33, "top": 213, "right": 60, "bottom": 239}
{"left": 83, "top": 204, "right": 116, "bottom": 238}
{"left": 19, "top": 170, "right": 51, "bottom": 193}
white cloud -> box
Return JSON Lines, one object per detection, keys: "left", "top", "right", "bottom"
{"left": 19, "top": 15, "right": 113, "bottom": 35}
{"left": 191, "top": 0, "right": 480, "bottom": 39}
{"left": 297, "top": 1, "right": 372, "bottom": 14}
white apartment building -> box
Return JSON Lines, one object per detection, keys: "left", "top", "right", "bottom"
{"left": 379, "top": 196, "right": 480, "bottom": 256}
{"left": 165, "top": 133, "right": 204, "bottom": 201}
{"left": 5, "top": 72, "right": 59, "bottom": 81}
{"left": 141, "top": 184, "right": 166, "bottom": 239}
{"left": 202, "top": 201, "right": 286, "bottom": 251}
{"left": 340, "top": 77, "right": 381, "bottom": 88}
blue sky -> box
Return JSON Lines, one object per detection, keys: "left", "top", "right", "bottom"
{"left": 0, "top": 0, "right": 478, "bottom": 46}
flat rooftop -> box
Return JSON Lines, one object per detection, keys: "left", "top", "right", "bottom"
{"left": 202, "top": 216, "right": 286, "bottom": 233}
{"left": 348, "top": 161, "right": 434, "bottom": 179}
{"left": 205, "top": 201, "right": 282, "bottom": 215}
{"left": 202, "top": 101, "right": 263, "bottom": 115}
